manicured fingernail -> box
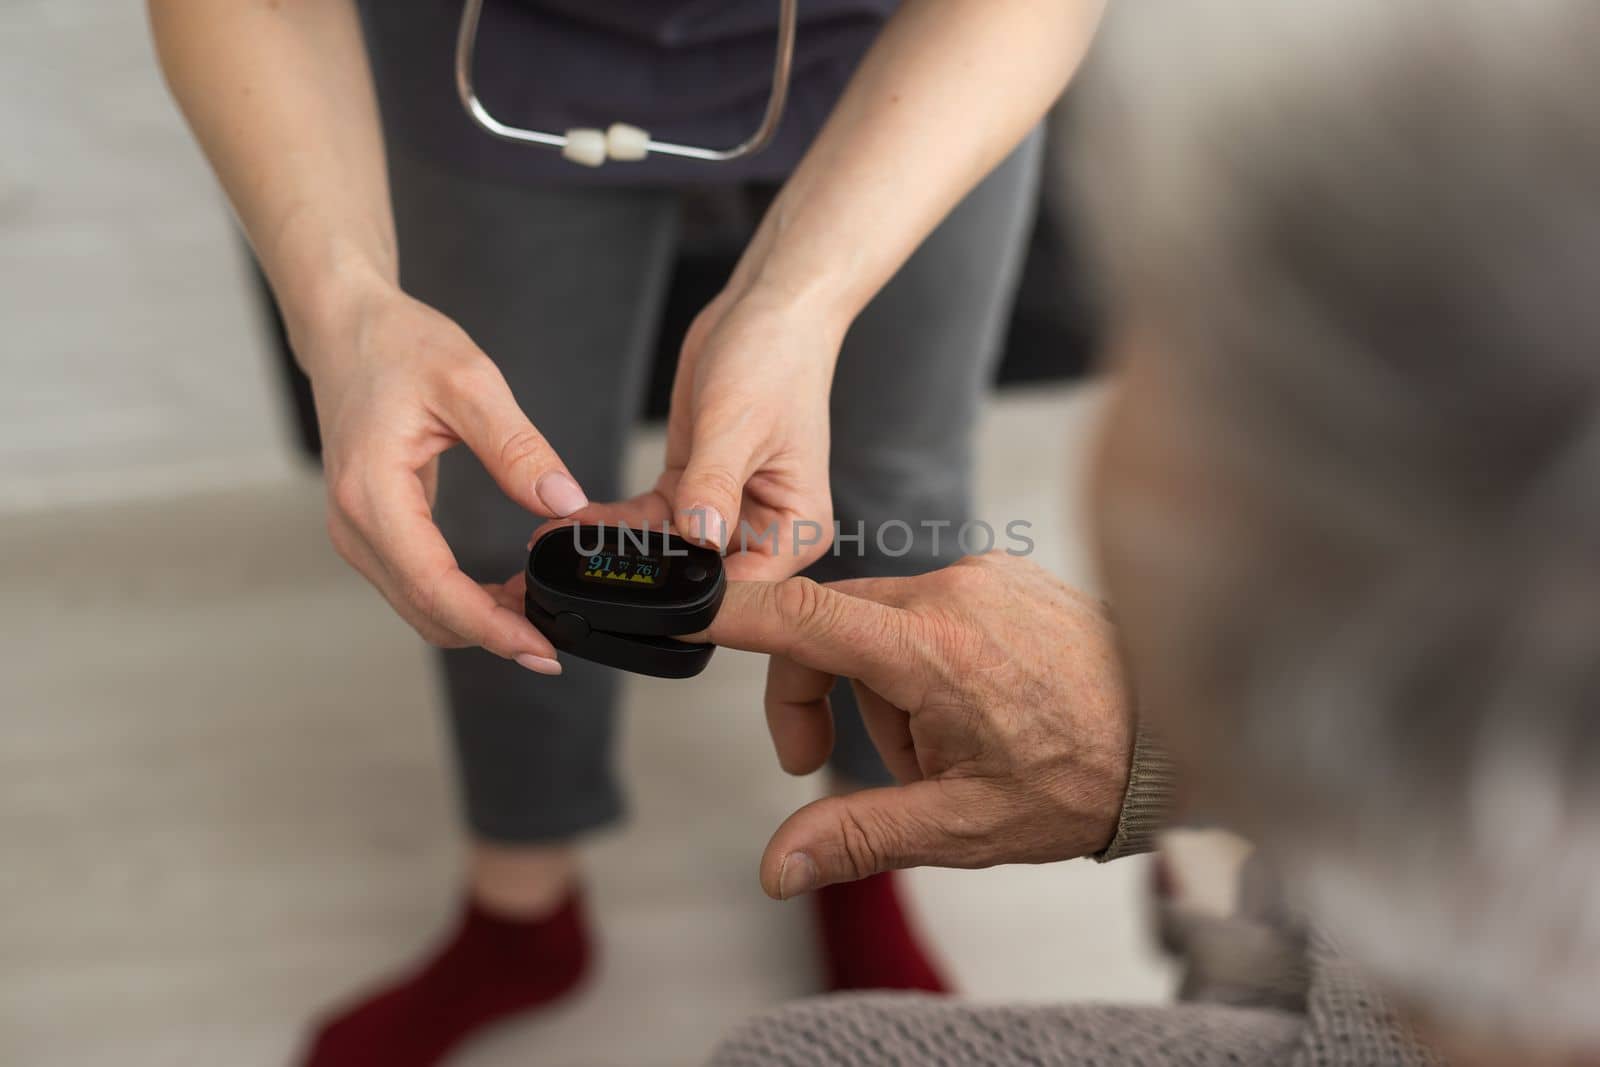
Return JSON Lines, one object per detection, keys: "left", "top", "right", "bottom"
{"left": 777, "top": 852, "right": 818, "bottom": 899}
{"left": 536, "top": 472, "right": 588, "bottom": 518}
{"left": 686, "top": 503, "right": 727, "bottom": 550}
{"left": 516, "top": 653, "right": 562, "bottom": 676}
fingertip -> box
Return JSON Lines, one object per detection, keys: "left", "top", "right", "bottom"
{"left": 768, "top": 692, "right": 835, "bottom": 777}
{"left": 507, "top": 604, "right": 560, "bottom": 674}
{"left": 761, "top": 845, "right": 821, "bottom": 900}
{"left": 677, "top": 502, "right": 728, "bottom": 551}
{"left": 762, "top": 801, "right": 836, "bottom": 900}
{"left": 771, "top": 730, "right": 829, "bottom": 777}
{"left": 777, "top": 750, "right": 829, "bottom": 778}
{"left": 775, "top": 851, "right": 820, "bottom": 900}
{"left": 536, "top": 471, "right": 589, "bottom": 518}
{"left": 504, "top": 613, "right": 560, "bottom": 666}
{"left": 515, "top": 653, "right": 563, "bottom": 676}
{"left": 759, "top": 856, "right": 785, "bottom": 901}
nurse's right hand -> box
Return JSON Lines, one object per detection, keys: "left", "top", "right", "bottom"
{"left": 297, "top": 284, "right": 586, "bottom": 674}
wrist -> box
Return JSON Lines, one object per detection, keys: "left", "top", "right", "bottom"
{"left": 741, "top": 264, "right": 864, "bottom": 339}
{"left": 731, "top": 185, "right": 874, "bottom": 336}
{"left": 728, "top": 278, "right": 856, "bottom": 379}
{"left": 259, "top": 206, "right": 400, "bottom": 381}
{"left": 279, "top": 257, "right": 399, "bottom": 383}
{"left": 760, "top": 296, "right": 849, "bottom": 394}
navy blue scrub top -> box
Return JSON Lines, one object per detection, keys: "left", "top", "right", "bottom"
{"left": 358, "top": 0, "right": 899, "bottom": 186}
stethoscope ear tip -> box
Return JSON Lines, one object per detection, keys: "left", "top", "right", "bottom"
{"left": 560, "top": 124, "right": 651, "bottom": 167}
{"left": 562, "top": 129, "right": 609, "bottom": 167}
{"left": 606, "top": 124, "right": 651, "bottom": 163}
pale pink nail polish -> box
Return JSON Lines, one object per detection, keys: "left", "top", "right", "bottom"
{"left": 685, "top": 503, "right": 728, "bottom": 550}
{"left": 536, "top": 472, "right": 589, "bottom": 518}
{"left": 516, "top": 653, "right": 563, "bottom": 676}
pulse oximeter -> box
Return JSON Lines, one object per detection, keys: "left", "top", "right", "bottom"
{"left": 525, "top": 524, "right": 726, "bottom": 678}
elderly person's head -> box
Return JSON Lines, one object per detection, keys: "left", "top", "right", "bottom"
{"left": 1079, "top": 0, "right": 1600, "bottom": 1060}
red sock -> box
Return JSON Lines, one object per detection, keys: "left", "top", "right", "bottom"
{"left": 812, "top": 871, "right": 952, "bottom": 993}
{"left": 300, "top": 890, "right": 591, "bottom": 1067}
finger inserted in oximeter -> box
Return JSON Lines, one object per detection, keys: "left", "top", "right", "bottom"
{"left": 525, "top": 524, "right": 725, "bottom": 678}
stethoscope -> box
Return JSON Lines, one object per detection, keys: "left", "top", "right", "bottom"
{"left": 455, "top": 0, "right": 799, "bottom": 168}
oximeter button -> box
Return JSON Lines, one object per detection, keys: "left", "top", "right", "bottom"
{"left": 552, "top": 611, "right": 590, "bottom": 644}
{"left": 684, "top": 563, "right": 710, "bottom": 583}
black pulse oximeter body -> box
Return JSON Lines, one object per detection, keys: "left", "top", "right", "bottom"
{"left": 525, "top": 524, "right": 726, "bottom": 678}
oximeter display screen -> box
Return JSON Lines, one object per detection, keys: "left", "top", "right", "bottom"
{"left": 527, "top": 525, "right": 725, "bottom": 675}
{"left": 581, "top": 553, "right": 668, "bottom": 588}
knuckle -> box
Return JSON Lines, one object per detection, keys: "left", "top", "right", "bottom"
{"left": 413, "top": 620, "right": 457, "bottom": 649}
{"left": 916, "top": 567, "right": 964, "bottom": 603}
{"left": 933, "top": 779, "right": 997, "bottom": 844}
{"left": 328, "top": 473, "right": 366, "bottom": 522}
{"left": 971, "top": 549, "right": 1010, "bottom": 570}
{"left": 395, "top": 594, "right": 465, "bottom": 649}
{"left": 941, "top": 556, "right": 989, "bottom": 588}
{"left": 918, "top": 609, "right": 970, "bottom": 656}
{"left": 907, "top": 612, "right": 983, "bottom": 686}
{"left": 773, "top": 576, "right": 829, "bottom": 634}
{"left": 833, "top": 805, "right": 890, "bottom": 878}
{"left": 688, "top": 464, "right": 744, "bottom": 508}
{"left": 374, "top": 583, "right": 457, "bottom": 649}
{"left": 801, "top": 520, "right": 835, "bottom": 559}
{"left": 682, "top": 306, "right": 719, "bottom": 352}
{"left": 476, "top": 624, "right": 518, "bottom": 660}
{"left": 434, "top": 354, "right": 496, "bottom": 401}
{"left": 395, "top": 570, "right": 446, "bottom": 632}
{"left": 497, "top": 427, "right": 553, "bottom": 476}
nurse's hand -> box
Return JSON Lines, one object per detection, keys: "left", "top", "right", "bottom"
{"left": 699, "top": 552, "right": 1138, "bottom": 898}
{"left": 590, "top": 287, "right": 843, "bottom": 582}
{"left": 300, "top": 285, "right": 585, "bottom": 673}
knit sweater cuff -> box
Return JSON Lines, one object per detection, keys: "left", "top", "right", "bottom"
{"left": 1093, "top": 724, "right": 1178, "bottom": 863}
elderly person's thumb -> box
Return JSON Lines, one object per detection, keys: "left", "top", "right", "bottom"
{"left": 757, "top": 782, "right": 975, "bottom": 900}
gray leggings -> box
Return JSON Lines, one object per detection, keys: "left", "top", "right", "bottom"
{"left": 389, "top": 136, "right": 1042, "bottom": 844}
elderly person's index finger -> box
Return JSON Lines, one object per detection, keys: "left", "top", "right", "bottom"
{"left": 696, "top": 578, "right": 909, "bottom": 681}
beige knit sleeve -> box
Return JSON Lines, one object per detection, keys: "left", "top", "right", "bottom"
{"left": 1093, "top": 723, "right": 1178, "bottom": 862}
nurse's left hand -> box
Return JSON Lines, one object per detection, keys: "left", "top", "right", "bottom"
{"left": 581, "top": 287, "right": 844, "bottom": 582}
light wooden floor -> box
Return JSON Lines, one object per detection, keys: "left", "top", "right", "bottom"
{"left": 0, "top": 387, "right": 1174, "bottom": 1067}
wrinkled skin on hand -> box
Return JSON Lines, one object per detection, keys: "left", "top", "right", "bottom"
{"left": 702, "top": 551, "right": 1136, "bottom": 899}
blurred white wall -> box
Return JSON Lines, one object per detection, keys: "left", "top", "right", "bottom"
{"left": 0, "top": 1, "right": 294, "bottom": 514}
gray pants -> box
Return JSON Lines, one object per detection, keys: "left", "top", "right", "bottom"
{"left": 388, "top": 137, "right": 1042, "bottom": 844}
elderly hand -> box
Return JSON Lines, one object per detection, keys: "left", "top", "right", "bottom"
{"left": 703, "top": 552, "right": 1137, "bottom": 899}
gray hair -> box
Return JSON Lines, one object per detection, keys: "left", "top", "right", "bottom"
{"left": 1075, "top": 0, "right": 1600, "bottom": 1049}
